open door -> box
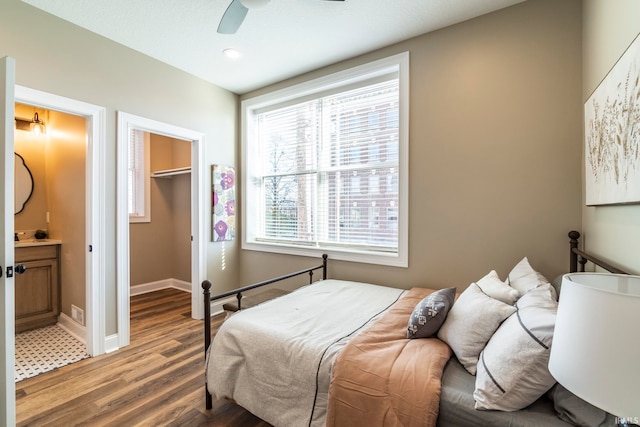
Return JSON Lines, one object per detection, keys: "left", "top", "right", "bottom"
{"left": 0, "top": 56, "right": 17, "bottom": 426}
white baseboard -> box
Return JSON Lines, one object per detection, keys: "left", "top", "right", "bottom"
{"left": 130, "top": 279, "right": 235, "bottom": 316}
{"left": 57, "top": 312, "right": 86, "bottom": 344}
{"left": 130, "top": 278, "right": 192, "bottom": 296}
{"left": 58, "top": 313, "right": 115, "bottom": 356}
{"left": 104, "top": 334, "right": 120, "bottom": 353}
{"left": 101, "top": 281, "right": 227, "bottom": 353}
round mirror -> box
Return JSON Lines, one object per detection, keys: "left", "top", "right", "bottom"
{"left": 15, "top": 153, "right": 34, "bottom": 215}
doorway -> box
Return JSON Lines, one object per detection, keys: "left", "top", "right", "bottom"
{"left": 116, "top": 112, "right": 205, "bottom": 350}
{"left": 14, "top": 103, "right": 89, "bottom": 381}
{"left": 13, "top": 86, "right": 107, "bottom": 358}
{"left": 128, "top": 132, "right": 192, "bottom": 296}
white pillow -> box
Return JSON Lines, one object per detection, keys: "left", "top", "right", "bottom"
{"left": 507, "top": 257, "right": 550, "bottom": 295}
{"left": 474, "top": 284, "right": 557, "bottom": 411}
{"left": 437, "top": 283, "right": 517, "bottom": 375}
{"left": 475, "top": 270, "right": 520, "bottom": 305}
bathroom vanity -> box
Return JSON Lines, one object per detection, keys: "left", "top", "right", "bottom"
{"left": 15, "top": 240, "right": 61, "bottom": 333}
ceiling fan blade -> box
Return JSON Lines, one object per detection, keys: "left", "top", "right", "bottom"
{"left": 217, "top": 0, "right": 249, "bottom": 34}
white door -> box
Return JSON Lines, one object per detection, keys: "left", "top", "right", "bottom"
{"left": 0, "top": 56, "right": 17, "bottom": 426}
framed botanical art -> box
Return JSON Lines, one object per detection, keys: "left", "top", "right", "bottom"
{"left": 584, "top": 31, "right": 640, "bottom": 206}
{"left": 584, "top": 32, "right": 640, "bottom": 206}
{"left": 211, "top": 164, "right": 235, "bottom": 241}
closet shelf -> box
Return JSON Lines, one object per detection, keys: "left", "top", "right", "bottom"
{"left": 151, "top": 167, "right": 191, "bottom": 178}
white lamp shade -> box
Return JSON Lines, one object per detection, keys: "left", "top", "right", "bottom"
{"left": 549, "top": 273, "right": 640, "bottom": 418}
{"left": 239, "top": 0, "right": 270, "bottom": 9}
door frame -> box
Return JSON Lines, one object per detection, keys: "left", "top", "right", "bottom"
{"left": 15, "top": 85, "right": 107, "bottom": 357}
{"left": 115, "top": 112, "right": 206, "bottom": 350}
{"left": 1, "top": 55, "right": 16, "bottom": 427}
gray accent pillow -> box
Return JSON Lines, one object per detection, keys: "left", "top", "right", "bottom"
{"left": 550, "top": 275, "right": 563, "bottom": 300}
{"left": 547, "top": 383, "right": 616, "bottom": 427}
{"left": 407, "top": 287, "right": 456, "bottom": 339}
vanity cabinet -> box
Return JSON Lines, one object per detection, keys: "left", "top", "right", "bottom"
{"left": 15, "top": 244, "right": 61, "bottom": 333}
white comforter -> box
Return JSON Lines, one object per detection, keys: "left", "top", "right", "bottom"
{"left": 206, "top": 279, "right": 406, "bottom": 427}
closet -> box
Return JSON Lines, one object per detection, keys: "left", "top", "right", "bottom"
{"left": 129, "top": 133, "right": 192, "bottom": 293}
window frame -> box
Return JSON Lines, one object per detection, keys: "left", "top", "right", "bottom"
{"left": 241, "top": 52, "right": 409, "bottom": 267}
{"left": 128, "top": 128, "right": 151, "bottom": 223}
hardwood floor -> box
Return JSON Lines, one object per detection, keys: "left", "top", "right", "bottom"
{"left": 16, "top": 288, "right": 271, "bottom": 427}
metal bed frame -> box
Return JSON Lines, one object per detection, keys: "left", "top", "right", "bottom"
{"left": 568, "top": 230, "right": 628, "bottom": 274}
{"left": 201, "top": 231, "right": 630, "bottom": 411}
{"left": 201, "top": 254, "right": 328, "bottom": 409}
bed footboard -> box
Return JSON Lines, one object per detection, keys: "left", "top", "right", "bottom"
{"left": 202, "top": 254, "right": 328, "bottom": 410}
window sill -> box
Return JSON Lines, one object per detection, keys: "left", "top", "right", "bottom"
{"left": 242, "top": 240, "right": 407, "bottom": 268}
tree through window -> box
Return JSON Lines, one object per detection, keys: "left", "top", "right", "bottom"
{"left": 243, "top": 53, "right": 409, "bottom": 267}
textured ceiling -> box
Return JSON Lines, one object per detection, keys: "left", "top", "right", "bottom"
{"left": 21, "top": 0, "right": 526, "bottom": 94}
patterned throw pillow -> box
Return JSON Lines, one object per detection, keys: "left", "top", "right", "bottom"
{"left": 407, "top": 287, "right": 456, "bottom": 339}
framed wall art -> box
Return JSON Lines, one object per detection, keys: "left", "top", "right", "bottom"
{"left": 584, "top": 32, "right": 640, "bottom": 206}
{"left": 211, "top": 164, "right": 235, "bottom": 241}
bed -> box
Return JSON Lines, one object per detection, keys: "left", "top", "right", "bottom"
{"left": 202, "top": 231, "right": 623, "bottom": 426}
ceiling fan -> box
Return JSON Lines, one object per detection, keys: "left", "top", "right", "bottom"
{"left": 218, "top": 0, "right": 345, "bottom": 34}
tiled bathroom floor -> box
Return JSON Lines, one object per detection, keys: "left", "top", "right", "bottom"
{"left": 15, "top": 325, "right": 89, "bottom": 382}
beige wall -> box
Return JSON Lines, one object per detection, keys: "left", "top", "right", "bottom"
{"left": 1, "top": 0, "right": 238, "bottom": 335}
{"left": 239, "top": 0, "right": 583, "bottom": 291}
{"left": 14, "top": 104, "right": 47, "bottom": 231}
{"left": 129, "top": 134, "right": 191, "bottom": 286}
{"left": 46, "top": 111, "right": 87, "bottom": 320}
{"left": 581, "top": 0, "right": 640, "bottom": 274}
{"left": 171, "top": 173, "right": 192, "bottom": 282}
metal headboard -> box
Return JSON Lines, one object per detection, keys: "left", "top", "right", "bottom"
{"left": 568, "top": 230, "right": 629, "bottom": 274}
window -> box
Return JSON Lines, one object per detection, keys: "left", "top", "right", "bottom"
{"left": 242, "top": 52, "right": 409, "bottom": 267}
{"left": 128, "top": 128, "right": 150, "bottom": 223}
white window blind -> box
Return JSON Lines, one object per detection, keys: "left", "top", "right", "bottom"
{"left": 258, "top": 79, "right": 399, "bottom": 249}
{"left": 128, "top": 128, "right": 150, "bottom": 222}
{"left": 243, "top": 53, "right": 408, "bottom": 266}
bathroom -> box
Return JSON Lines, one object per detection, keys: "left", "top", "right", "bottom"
{"left": 14, "top": 102, "right": 88, "bottom": 381}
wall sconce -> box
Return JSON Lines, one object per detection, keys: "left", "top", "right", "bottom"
{"left": 15, "top": 112, "right": 46, "bottom": 135}
{"left": 30, "top": 112, "right": 46, "bottom": 135}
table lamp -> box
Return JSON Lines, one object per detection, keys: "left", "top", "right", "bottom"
{"left": 549, "top": 273, "right": 640, "bottom": 421}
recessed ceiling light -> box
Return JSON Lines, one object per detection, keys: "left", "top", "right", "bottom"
{"left": 222, "top": 48, "right": 241, "bottom": 59}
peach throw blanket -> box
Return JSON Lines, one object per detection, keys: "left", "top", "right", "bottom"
{"left": 326, "top": 288, "right": 452, "bottom": 427}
